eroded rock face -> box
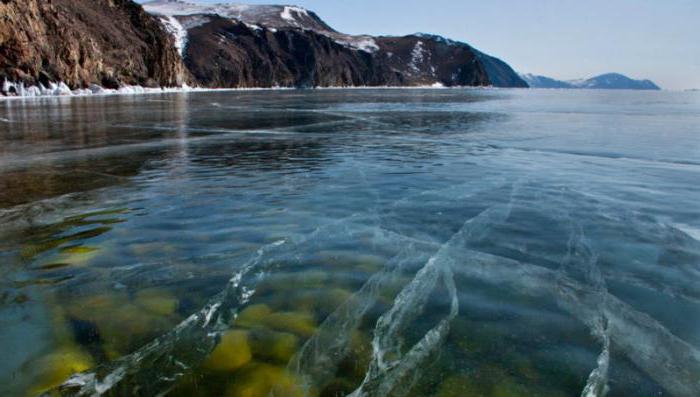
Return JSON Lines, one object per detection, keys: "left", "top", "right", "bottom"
{"left": 0, "top": 0, "right": 189, "bottom": 91}
{"left": 180, "top": 17, "right": 511, "bottom": 88}
{"left": 150, "top": 1, "right": 527, "bottom": 89}
{"left": 0, "top": 0, "right": 527, "bottom": 93}
{"left": 182, "top": 16, "right": 386, "bottom": 88}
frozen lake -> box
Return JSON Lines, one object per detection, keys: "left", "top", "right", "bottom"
{"left": 0, "top": 88, "right": 699, "bottom": 396}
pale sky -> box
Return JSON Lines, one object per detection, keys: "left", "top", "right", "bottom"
{"left": 138, "top": 0, "right": 700, "bottom": 90}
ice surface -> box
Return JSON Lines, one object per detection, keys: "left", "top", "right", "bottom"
{"left": 3, "top": 89, "right": 696, "bottom": 396}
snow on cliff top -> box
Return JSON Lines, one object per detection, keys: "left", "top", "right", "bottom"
{"left": 143, "top": 1, "right": 323, "bottom": 31}
{"left": 143, "top": 0, "right": 379, "bottom": 53}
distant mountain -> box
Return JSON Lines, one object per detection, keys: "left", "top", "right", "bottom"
{"left": 520, "top": 72, "right": 661, "bottom": 90}
{"left": 519, "top": 74, "right": 573, "bottom": 89}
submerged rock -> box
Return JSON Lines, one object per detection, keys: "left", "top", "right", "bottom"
{"left": 234, "top": 304, "right": 317, "bottom": 338}
{"left": 54, "top": 245, "right": 101, "bottom": 266}
{"left": 204, "top": 330, "right": 252, "bottom": 372}
{"left": 224, "top": 363, "right": 306, "bottom": 397}
{"left": 235, "top": 304, "right": 274, "bottom": 328}
{"left": 26, "top": 347, "right": 94, "bottom": 396}
{"left": 436, "top": 375, "right": 482, "bottom": 397}
{"left": 248, "top": 328, "right": 299, "bottom": 364}
{"left": 294, "top": 288, "right": 353, "bottom": 315}
{"left": 134, "top": 288, "right": 179, "bottom": 317}
{"left": 262, "top": 312, "right": 317, "bottom": 338}
{"left": 64, "top": 290, "right": 178, "bottom": 358}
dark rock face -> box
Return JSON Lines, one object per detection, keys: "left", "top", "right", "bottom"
{"left": 0, "top": 0, "right": 189, "bottom": 91}
{"left": 182, "top": 21, "right": 499, "bottom": 88}
{"left": 180, "top": 18, "right": 524, "bottom": 88}
{"left": 474, "top": 51, "right": 529, "bottom": 88}
{"left": 183, "top": 16, "right": 383, "bottom": 88}
{"left": 0, "top": 0, "right": 527, "bottom": 92}
{"left": 146, "top": 0, "right": 527, "bottom": 89}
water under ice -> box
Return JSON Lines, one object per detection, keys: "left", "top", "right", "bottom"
{"left": 0, "top": 88, "right": 699, "bottom": 396}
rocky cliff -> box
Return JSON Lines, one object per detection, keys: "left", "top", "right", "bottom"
{"left": 0, "top": 0, "right": 189, "bottom": 94}
{"left": 0, "top": 0, "right": 527, "bottom": 95}
{"left": 147, "top": 1, "right": 527, "bottom": 89}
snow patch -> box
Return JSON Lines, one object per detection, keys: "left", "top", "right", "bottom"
{"left": 335, "top": 37, "right": 379, "bottom": 53}
{"left": 410, "top": 41, "right": 426, "bottom": 73}
{"left": 159, "top": 16, "right": 188, "bottom": 56}
{"left": 281, "top": 6, "right": 308, "bottom": 24}
{"left": 244, "top": 23, "right": 263, "bottom": 32}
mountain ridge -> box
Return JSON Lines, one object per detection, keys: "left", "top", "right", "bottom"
{"left": 143, "top": 0, "right": 528, "bottom": 89}
{"left": 0, "top": 0, "right": 527, "bottom": 96}
{"left": 520, "top": 72, "right": 660, "bottom": 90}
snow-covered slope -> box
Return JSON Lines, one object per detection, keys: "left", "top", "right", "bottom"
{"left": 143, "top": 0, "right": 379, "bottom": 53}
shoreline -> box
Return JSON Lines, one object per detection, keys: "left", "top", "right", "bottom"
{"left": 0, "top": 82, "right": 506, "bottom": 102}
{"left": 1, "top": 84, "right": 681, "bottom": 102}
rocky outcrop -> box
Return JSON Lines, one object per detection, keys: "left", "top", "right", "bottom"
{"left": 182, "top": 16, "right": 386, "bottom": 88}
{"left": 0, "top": 0, "right": 189, "bottom": 94}
{"left": 181, "top": 19, "right": 498, "bottom": 88}
{"left": 155, "top": 5, "right": 526, "bottom": 89}
{"left": 0, "top": 0, "right": 527, "bottom": 94}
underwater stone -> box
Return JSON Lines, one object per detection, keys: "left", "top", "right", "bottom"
{"left": 234, "top": 305, "right": 317, "bottom": 338}
{"left": 337, "top": 330, "right": 373, "bottom": 381}
{"left": 53, "top": 245, "right": 101, "bottom": 266}
{"left": 204, "top": 330, "right": 253, "bottom": 372}
{"left": 134, "top": 288, "right": 179, "bottom": 316}
{"left": 248, "top": 328, "right": 299, "bottom": 364}
{"left": 295, "top": 288, "right": 353, "bottom": 315}
{"left": 261, "top": 312, "right": 317, "bottom": 338}
{"left": 436, "top": 375, "right": 482, "bottom": 397}
{"left": 234, "top": 304, "right": 274, "bottom": 328}
{"left": 65, "top": 292, "right": 175, "bottom": 357}
{"left": 491, "top": 378, "right": 529, "bottom": 397}
{"left": 256, "top": 271, "right": 329, "bottom": 295}
{"left": 224, "top": 363, "right": 306, "bottom": 397}
{"left": 26, "top": 347, "right": 94, "bottom": 396}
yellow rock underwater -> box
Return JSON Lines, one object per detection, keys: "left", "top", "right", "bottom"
{"left": 235, "top": 304, "right": 274, "bottom": 328}
{"left": 50, "top": 245, "right": 101, "bottom": 267}
{"left": 225, "top": 363, "right": 307, "bottom": 397}
{"left": 261, "top": 312, "right": 316, "bottom": 338}
{"left": 204, "top": 330, "right": 253, "bottom": 372}
{"left": 25, "top": 347, "right": 94, "bottom": 397}
{"left": 134, "top": 288, "right": 179, "bottom": 316}
{"left": 248, "top": 328, "right": 299, "bottom": 364}
{"left": 234, "top": 304, "right": 317, "bottom": 338}
{"left": 63, "top": 290, "right": 179, "bottom": 358}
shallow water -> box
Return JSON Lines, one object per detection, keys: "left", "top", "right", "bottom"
{"left": 0, "top": 89, "right": 699, "bottom": 397}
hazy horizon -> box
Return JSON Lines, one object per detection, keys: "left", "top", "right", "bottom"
{"left": 138, "top": 0, "right": 700, "bottom": 90}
